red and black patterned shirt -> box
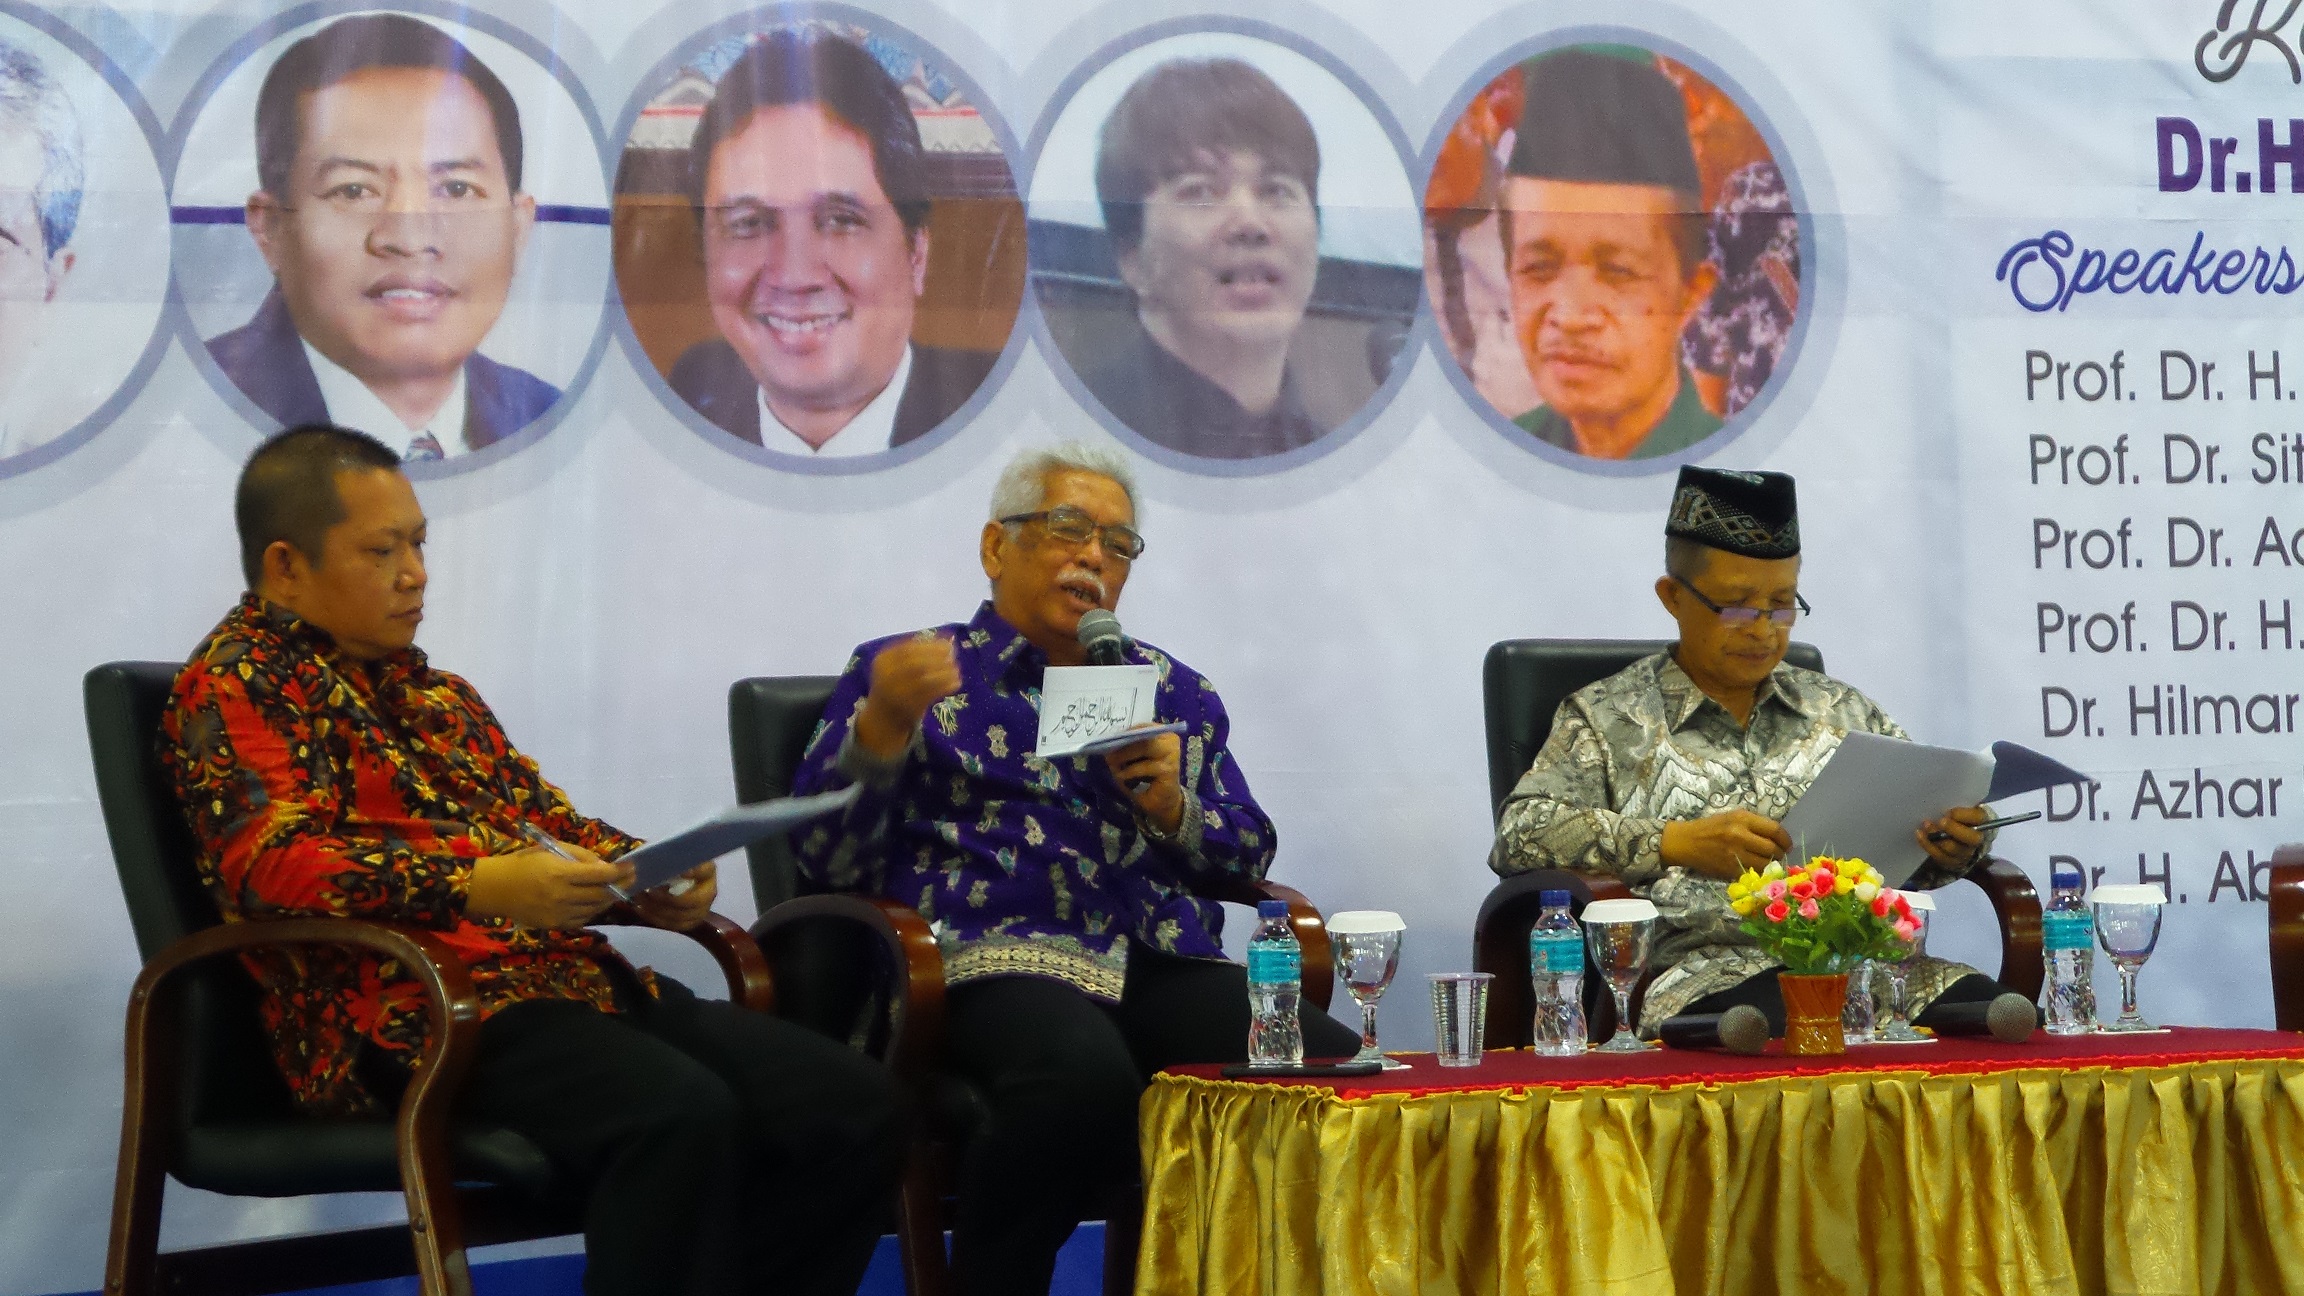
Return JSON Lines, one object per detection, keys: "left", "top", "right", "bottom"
{"left": 161, "top": 595, "right": 644, "bottom": 1114}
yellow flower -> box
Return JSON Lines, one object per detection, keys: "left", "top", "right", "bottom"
{"left": 1728, "top": 878, "right": 1752, "bottom": 901}
{"left": 1731, "top": 895, "right": 1758, "bottom": 916}
{"left": 1834, "top": 874, "right": 1856, "bottom": 895}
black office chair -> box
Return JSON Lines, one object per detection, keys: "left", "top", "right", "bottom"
{"left": 1470, "top": 640, "right": 2046, "bottom": 1049}
{"left": 89, "top": 661, "right": 774, "bottom": 1296}
{"left": 728, "top": 675, "right": 1336, "bottom": 1296}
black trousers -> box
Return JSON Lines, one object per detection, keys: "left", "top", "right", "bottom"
{"left": 941, "top": 949, "right": 1361, "bottom": 1296}
{"left": 437, "top": 978, "right": 907, "bottom": 1296}
{"left": 1681, "top": 968, "right": 2008, "bottom": 1034}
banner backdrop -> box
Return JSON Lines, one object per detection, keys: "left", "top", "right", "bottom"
{"left": 2, "top": 1, "right": 2298, "bottom": 1288}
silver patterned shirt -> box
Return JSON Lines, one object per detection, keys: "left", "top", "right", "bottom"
{"left": 1490, "top": 652, "right": 1982, "bottom": 1032}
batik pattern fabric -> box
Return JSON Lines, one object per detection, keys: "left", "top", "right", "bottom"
{"left": 791, "top": 602, "right": 1275, "bottom": 1001}
{"left": 1683, "top": 161, "right": 1800, "bottom": 417}
{"left": 1490, "top": 652, "right": 1986, "bottom": 1033}
{"left": 161, "top": 595, "right": 644, "bottom": 1114}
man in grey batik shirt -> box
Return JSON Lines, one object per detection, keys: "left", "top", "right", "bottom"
{"left": 1490, "top": 466, "right": 2017, "bottom": 1034}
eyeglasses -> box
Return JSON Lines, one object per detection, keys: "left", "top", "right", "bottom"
{"left": 1672, "top": 575, "right": 1811, "bottom": 627}
{"left": 1000, "top": 506, "right": 1146, "bottom": 561}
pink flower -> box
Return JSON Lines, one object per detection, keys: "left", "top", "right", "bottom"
{"left": 1797, "top": 898, "right": 1821, "bottom": 920}
{"left": 1811, "top": 865, "right": 1836, "bottom": 888}
{"left": 1894, "top": 918, "right": 1920, "bottom": 941}
{"left": 1765, "top": 900, "right": 1791, "bottom": 923}
{"left": 1870, "top": 893, "right": 1893, "bottom": 918}
{"left": 1764, "top": 880, "right": 1788, "bottom": 902}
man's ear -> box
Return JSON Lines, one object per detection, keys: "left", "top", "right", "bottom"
{"left": 509, "top": 191, "right": 537, "bottom": 261}
{"left": 980, "top": 521, "right": 1006, "bottom": 582}
{"left": 1654, "top": 574, "right": 1681, "bottom": 616}
{"left": 245, "top": 191, "right": 286, "bottom": 276}
{"left": 42, "top": 247, "right": 74, "bottom": 301}
{"left": 1114, "top": 241, "right": 1147, "bottom": 297}
{"left": 907, "top": 225, "right": 932, "bottom": 298}
{"left": 1679, "top": 259, "right": 1721, "bottom": 326}
{"left": 258, "top": 538, "right": 310, "bottom": 600}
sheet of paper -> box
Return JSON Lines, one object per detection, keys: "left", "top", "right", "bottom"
{"left": 1779, "top": 731, "right": 1994, "bottom": 887}
{"left": 618, "top": 785, "right": 861, "bottom": 893}
{"left": 1069, "top": 719, "right": 1187, "bottom": 759}
{"left": 1036, "top": 664, "right": 1159, "bottom": 758}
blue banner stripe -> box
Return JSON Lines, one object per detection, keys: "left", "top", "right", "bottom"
{"left": 170, "top": 204, "right": 614, "bottom": 225}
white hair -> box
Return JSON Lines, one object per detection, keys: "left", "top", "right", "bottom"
{"left": 0, "top": 40, "right": 80, "bottom": 257}
{"left": 987, "top": 441, "right": 1139, "bottom": 524}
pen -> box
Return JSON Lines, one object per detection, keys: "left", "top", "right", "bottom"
{"left": 1924, "top": 810, "right": 2043, "bottom": 842}
{"left": 517, "top": 821, "right": 653, "bottom": 903}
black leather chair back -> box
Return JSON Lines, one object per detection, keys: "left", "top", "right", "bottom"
{"left": 727, "top": 675, "right": 887, "bottom": 1047}
{"left": 728, "top": 676, "right": 839, "bottom": 910}
{"left": 1482, "top": 639, "right": 1825, "bottom": 818}
{"left": 84, "top": 662, "right": 300, "bottom": 1139}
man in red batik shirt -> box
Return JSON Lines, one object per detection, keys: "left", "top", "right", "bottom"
{"left": 161, "top": 424, "right": 902, "bottom": 1296}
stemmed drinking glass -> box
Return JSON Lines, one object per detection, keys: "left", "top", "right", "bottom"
{"left": 1842, "top": 960, "right": 1876, "bottom": 1045}
{"left": 2092, "top": 885, "right": 2167, "bottom": 1032}
{"left": 1874, "top": 895, "right": 1932, "bottom": 1044}
{"left": 1329, "top": 911, "right": 1409, "bottom": 1069}
{"left": 1581, "top": 898, "right": 1658, "bottom": 1053}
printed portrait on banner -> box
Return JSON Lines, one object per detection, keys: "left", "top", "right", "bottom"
{"left": 1427, "top": 42, "right": 1806, "bottom": 466}
{"left": 172, "top": 11, "right": 610, "bottom": 469}
{"left": 614, "top": 19, "right": 1024, "bottom": 466}
{"left": 1027, "top": 29, "right": 1420, "bottom": 469}
{"left": 0, "top": 10, "right": 168, "bottom": 477}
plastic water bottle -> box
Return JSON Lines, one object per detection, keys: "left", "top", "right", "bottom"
{"left": 1527, "top": 889, "right": 1589, "bottom": 1056}
{"left": 1247, "top": 899, "right": 1305, "bottom": 1067}
{"left": 2042, "top": 866, "right": 2097, "bottom": 1035}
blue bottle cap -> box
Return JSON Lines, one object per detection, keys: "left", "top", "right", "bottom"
{"left": 1539, "top": 889, "right": 1572, "bottom": 907}
{"left": 1257, "top": 899, "right": 1290, "bottom": 919}
{"left": 2051, "top": 867, "right": 2084, "bottom": 887}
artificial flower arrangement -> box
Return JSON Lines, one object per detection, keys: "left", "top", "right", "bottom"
{"left": 1726, "top": 856, "right": 1919, "bottom": 975}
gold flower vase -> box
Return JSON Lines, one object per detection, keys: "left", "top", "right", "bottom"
{"left": 1779, "top": 972, "right": 1849, "bottom": 1056}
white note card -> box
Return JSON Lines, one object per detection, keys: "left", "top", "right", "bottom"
{"left": 1036, "top": 664, "right": 1159, "bottom": 758}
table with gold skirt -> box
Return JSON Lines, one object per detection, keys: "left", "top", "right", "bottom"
{"left": 1135, "top": 1029, "right": 2304, "bottom": 1296}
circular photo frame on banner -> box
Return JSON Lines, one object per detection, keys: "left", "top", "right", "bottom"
{"left": 1027, "top": 22, "right": 1422, "bottom": 475}
{"left": 613, "top": 11, "right": 1027, "bottom": 473}
{"left": 0, "top": 4, "right": 172, "bottom": 482}
{"left": 167, "top": 4, "right": 613, "bottom": 476}
{"left": 1426, "top": 37, "right": 1813, "bottom": 474}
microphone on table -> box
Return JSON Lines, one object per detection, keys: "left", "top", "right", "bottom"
{"left": 1923, "top": 993, "right": 2038, "bottom": 1043}
{"left": 1658, "top": 1004, "right": 1771, "bottom": 1056}
{"left": 1076, "top": 608, "right": 1128, "bottom": 666}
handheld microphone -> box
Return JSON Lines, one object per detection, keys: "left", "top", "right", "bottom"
{"left": 1076, "top": 609, "right": 1128, "bottom": 666}
{"left": 1658, "top": 1004, "right": 1770, "bottom": 1055}
{"left": 1923, "top": 993, "right": 2037, "bottom": 1043}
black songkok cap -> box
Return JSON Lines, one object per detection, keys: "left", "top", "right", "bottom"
{"left": 1666, "top": 466, "right": 1800, "bottom": 559}
{"left": 1507, "top": 47, "right": 1700, "bottom": 197}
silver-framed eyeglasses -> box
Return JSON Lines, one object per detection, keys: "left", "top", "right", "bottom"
{"left": 1672, "top": 575, "right": 1811, "bottom": 627}
{"left": 1000, "top": 506, "right": 1146, "bottom": 561}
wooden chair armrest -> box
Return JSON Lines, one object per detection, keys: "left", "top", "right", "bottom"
{"left": 113, "top": 919, "right": 483, "bottom": 1294}
{"left": 1201, "top": 875, "right": 1335, "bottom": 1013}
{"left": 2268, "top": 846, "right": 2304, "bottom": 1031}
{"left": 1962, "top": 857, "right": 2045, "bottom": 1003}
{"left": 597, "top": 908, "right": 774, "bottom": 1014}
{"left": 751, "top": 895, "right": 945, "bottom": 1084}
{"left": 1475, "top": 868, "right": 1637, "bottom": 1050}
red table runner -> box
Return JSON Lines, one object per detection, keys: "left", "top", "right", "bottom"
{"left": 1163, "top": 1025, "right": 2304, "bottom": 1096}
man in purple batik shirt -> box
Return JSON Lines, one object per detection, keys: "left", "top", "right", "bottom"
{"left": 791, "top": 440, "right": 1354, "bottom": 1296}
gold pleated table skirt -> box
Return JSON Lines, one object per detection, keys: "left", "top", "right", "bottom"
{"left": 1135, "top": 1029, "right": 2304, "bottom": 1296}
